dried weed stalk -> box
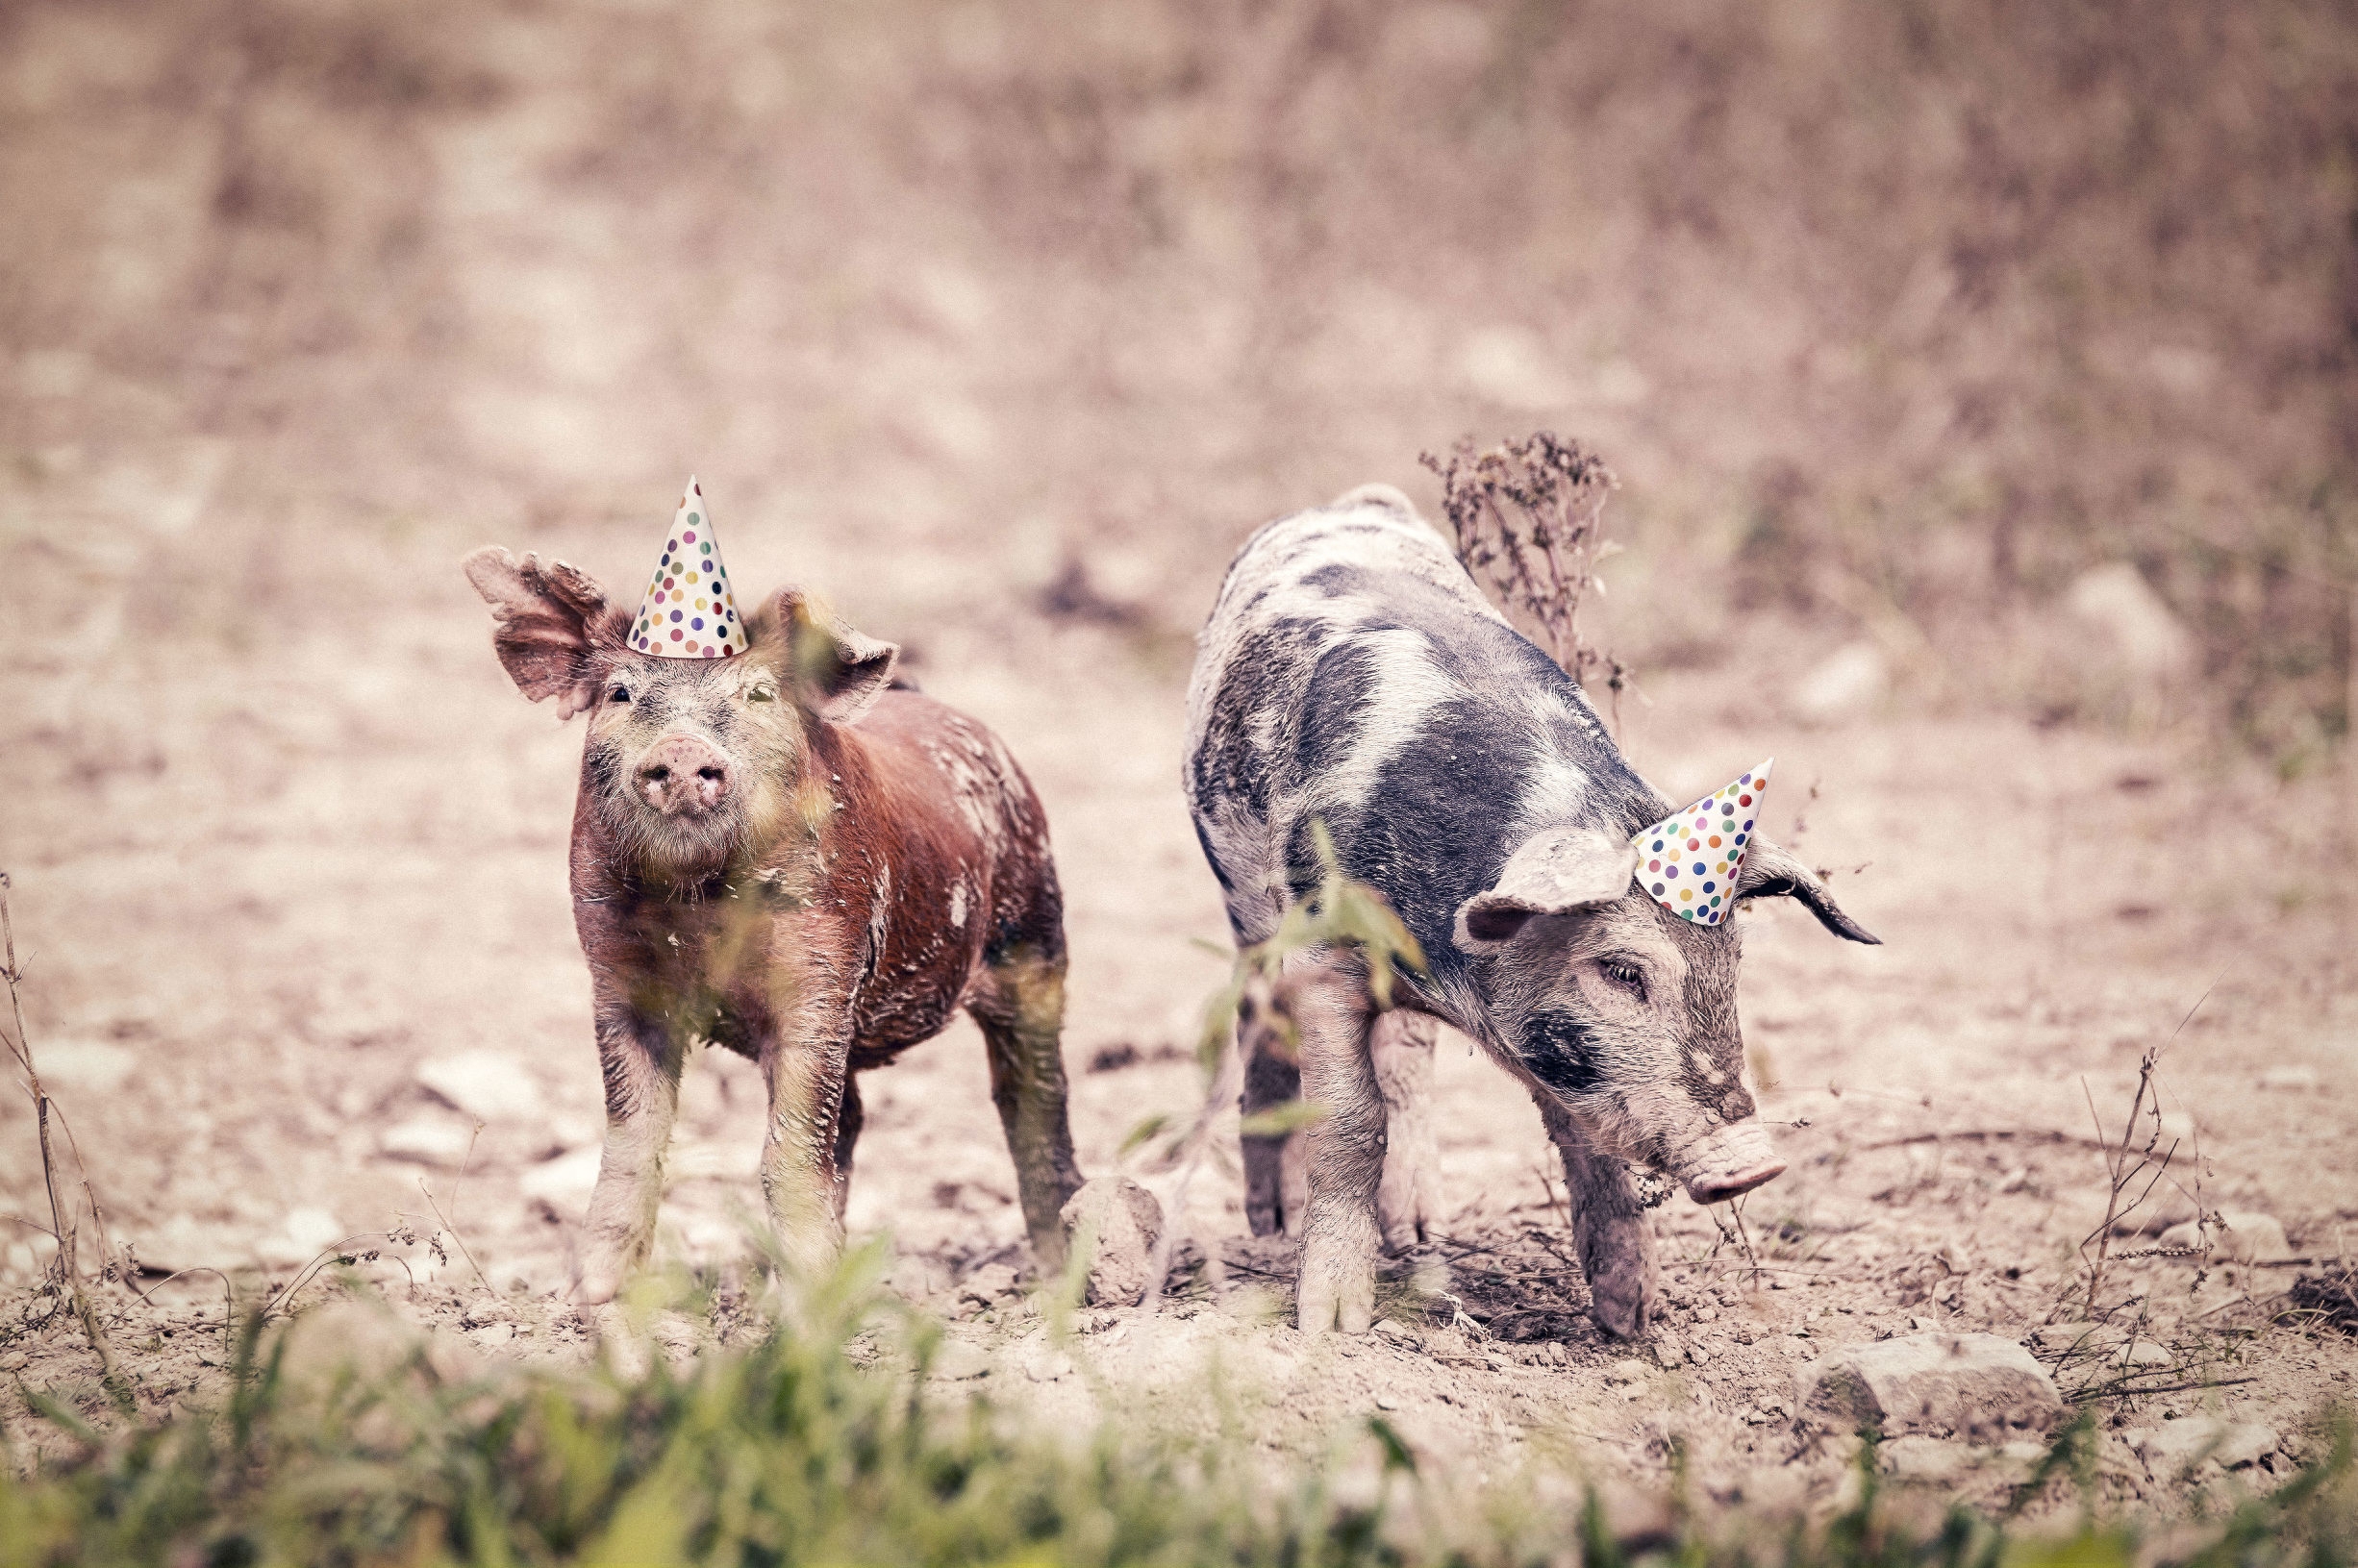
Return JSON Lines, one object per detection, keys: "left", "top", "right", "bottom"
{"left": 2071, "top": 984, "right": 2217, "bottom": 1323}
{"left": 1421, "top": 431, "right": 1630, "bottom": 726}
{"left": 0, "top": 870, "right": 132, "bottom": 1410}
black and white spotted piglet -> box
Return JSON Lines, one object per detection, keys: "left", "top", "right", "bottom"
{"left": 1183, "top": 485, "right": 1878, "bottom": 1337}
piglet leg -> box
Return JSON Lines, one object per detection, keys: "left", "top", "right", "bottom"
{"left": 761, "top": 1027, "right": 855, "bottom": 1283}
{"left": 1239, "top": 995, "right": 1304, "bottom": 1238}
{"left": 1370, "top": 1009, "right": 1441, "bottom": 1252}
{"left": 971, "top": 948, "right": 1084, "bottom": 1270}
{"left": 1289, "top": 949, "right": 1385, "bottom": 1334}
{"left": 1533, "top": 1094, "right": 1659, "bottom": 1338}
{"left": 577, "top": 1006, "right": 685, "bottom": 1306}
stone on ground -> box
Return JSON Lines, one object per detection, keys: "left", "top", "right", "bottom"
{"left": 1798, "top": 1332, "right": 2065, "bottom": 1438}
{"left": 415, "top": 1050, "right": 546, "bottom": 1122}
{"left": 2156, "top": 1210, "right": 2293, "bottom": 1263}
{"left": 1058, "top": 1176, "right": 1166, "bottom": 1306}
{"left": 2127, "top": 1418, "right": 2280, "bottom": 1477}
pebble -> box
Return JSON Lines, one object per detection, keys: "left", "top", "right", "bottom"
{"left": 1798, "top": 1332, "right": 2065, "bottom": 1438}
{"left": 415, "top": 1051, "right": 546, "bottom": 1122}
{"left": 959, "top": 1263, "right": 1019, "bottom": 1307}
{"left": 2128, "top": 1418, "right": 2280, "bottom": 1476}
{"left": 2115, "top": 1340, "right": 2172, "bottom": 1368}
{"left": 930, "top": 1341, "right": 992, "bottom": 1381}
{"left": 1057, "top": 1177, "right": 1165, "bottom": 1307}
{"left": 1374, "top": 1394, "right": 1399, "bottom": 1411}
{"left": 2156, "top": 1211, "right": 2294, "bottom": 1264}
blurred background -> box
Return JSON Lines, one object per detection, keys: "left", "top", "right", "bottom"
{"left": 3, "top": 0, "right": 2356, "bottom": 1295}
{"left": 6, "top": 0, "right": 2355, "bottom": 749}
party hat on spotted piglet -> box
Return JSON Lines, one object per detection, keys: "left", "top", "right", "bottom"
{"left": 629, "top": 477, "right": 749, "bottom": 659}
{"left": 1633, "top": 759, "right": 1771, "bottom": 925}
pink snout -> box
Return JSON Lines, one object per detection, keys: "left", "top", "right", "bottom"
{"left": 1678, "top": 1122, "right": 1787, "bottom": 1205}
{"left": 635, "top": 735, "right": 732, "bottom": 816}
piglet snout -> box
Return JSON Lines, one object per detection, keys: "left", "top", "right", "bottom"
{"left": 636, "top": 735, "right": 732, "bottom": 816}
{"left": 1677, "top": 1121, "right": 1786, "bottom": 1206}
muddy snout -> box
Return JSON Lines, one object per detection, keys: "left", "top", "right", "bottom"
{"left": 1677, "top": 1121, "right": 1786, "bottom": 1205}
{"left": 634, "top": 734, "right": 733, "bottom": 816}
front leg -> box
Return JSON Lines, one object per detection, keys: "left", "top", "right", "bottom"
{"left": 1533, "top": 1093, "right": 1659, "bottom": 1338}
{"left": 759, "top": 949, "right": 857, "bottom": 1284}
{"left": 578, "top": 1003, "right": 685, "bottom": 1306}
{"left": 1289, "top": 948, "right": 1384, "bottom": 1334}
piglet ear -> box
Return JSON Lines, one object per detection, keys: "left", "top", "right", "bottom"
{"left": 1453, "top": 826, "right": 1640, "bottom": 951}
{"left": 1733, "top": 836, "right": 1881, "bottom": 944}
{"left": 463, "top": 548, "right": 620, "bottom": 720}
{"left": 758, "top": 587, "right": 900, "bottom": 726}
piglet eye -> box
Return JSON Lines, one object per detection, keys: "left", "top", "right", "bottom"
{"left": 747, "top": 684, "right": 777, "bottom": 703}
{"left": 1602, "top": 959, "right": 1646, "bottom": 997}
{"left": 607, "top": 685, "right": 631, "bottom": 705}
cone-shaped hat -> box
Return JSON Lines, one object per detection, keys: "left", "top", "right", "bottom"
{"left": 629, "top": 477, "right": 748, "bottom": 659}
{"left": 1632, "top": 759, "right": 1772, "bottom": 925}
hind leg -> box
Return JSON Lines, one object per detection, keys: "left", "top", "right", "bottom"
{"left": 969, "top": 948, "right": 1084, "bottom": 1269}
{"left": 831, "top": 1072, "right": 865, "bottom": 1227}
{"left": 1240, "top": 1002, "right": 1303, "bottom": 1237}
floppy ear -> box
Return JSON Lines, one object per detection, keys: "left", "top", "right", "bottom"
{"left": 1734, "top": 835, "right": 1881, "bottom": 944}
{"left": 1454, "top": 826, "right": 1640, "bottom": 951}
{"left": 756, "top": 587, "right": 900, "bottom": 725}
{"left": 464, "top": 548, "right": 623, "bottom": 719}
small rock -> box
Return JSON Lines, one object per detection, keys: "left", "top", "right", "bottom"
{"left": 2156, "top": 1211, "right": 2294, "bottom": 1264}
{"left": 258, "top": 1207, "right": 349, "bottom": 1269}
{"left": 960, "top": 1263, "right": 1020, "bottom": 1307}
{"left": 519, "top": 1147, "right": 603, "bottom": 1207}
{"left": 1018, "top": 1332, "right": 1075, "bottom": 1382}
{"left": 468, "top": 1321, "right": 517, "bottom": 1348}
{"left": 930, "top": 1340, "right": 992, "bottom": 1381}
{"left": 1723, "top": 1465, "right": 1808, "bottom": 1512}
{"left": 34, "top": 1039, "right": 138, "bottom": 1094}
{"left": 379, "top": 1116, "right": 478, "bottom": 1167}
{"left": 2115, "top": 1340, "right": 2172, "bottom": 1368}
{"left": 2028, "top": 1322, "right": 2104, "bottom": 1354}
{"left": 2065, "top": 563, "right": 2192, "bottom": 680}
{"left": 1544, "top": 1341, "right": 1568, "bottom": 1366}
{"left": 1798, "top": 1332, "right": 2066, "bottom": 1438}
{"left": 1880, "top": 1435, "right": 1971, "bottom": 1484}
{"left": 886, "top": 1254, "right": 945, "bottom": 1303}
{"left": 1653, "top": 1336, "right": 1685, "bottom": 1369}
{"left": 1605, "top": 1358, "right": 1652, "bottom": 1385}
{"left": 1793, "top": 642, "right": 1890, "bottom": 726}
{"left": 2134, "top": 1419, "right": 2279, "bottom": 1477}
{"left": 1686, "top": 1343, "right": 1711, "bottom": 1367}
{"left": 1058, "top": 1176, "right": 1166, "bottom": 1307}
{"left": 2258, "top": 1065, "right": 2320, "bottom": 1092}
{"left": 415, "top": 1051, "right": 545, "bottom": 1123}
{"left": 1374, "top": 1394, "right": 1400, "bottom": 1411}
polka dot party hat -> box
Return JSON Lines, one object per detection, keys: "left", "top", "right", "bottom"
{"left": 629, "top": 477, "right": 749, "bottom": 659}
{"left": 1632, "top": 759, "right": 1772, "bottom": 926}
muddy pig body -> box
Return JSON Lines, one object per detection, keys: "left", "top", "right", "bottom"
{"left": 1184, "top": 485, "right": 1876, "bottom": 1336}
{"left": 468, "top": 548, "right": 1081, "bottom": 1302}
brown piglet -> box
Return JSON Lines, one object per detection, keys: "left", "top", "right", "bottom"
{"left": 465, "top": 548, "right": 1082, "bottom": 1303}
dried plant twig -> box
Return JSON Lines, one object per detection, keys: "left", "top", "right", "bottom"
{"left": 1421, "top": 432, "right": 1630, "bottom": 726}
{"left": 0, "top": 871, "right": 132, "bottom": 1411}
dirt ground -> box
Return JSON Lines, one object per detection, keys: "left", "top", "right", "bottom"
{"left": 4, "top": 0, "right": 2357, "bottom": 1527}
{"left": 6, "top": 528, "right": 2355, "bottom": 1513}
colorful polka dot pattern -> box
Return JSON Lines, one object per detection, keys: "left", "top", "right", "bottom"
{"left": 629, "top": 475, "right": 748, "bottom": 660}
{"left": 1631, "top": 758, "right": 1773, "bottom": 926}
